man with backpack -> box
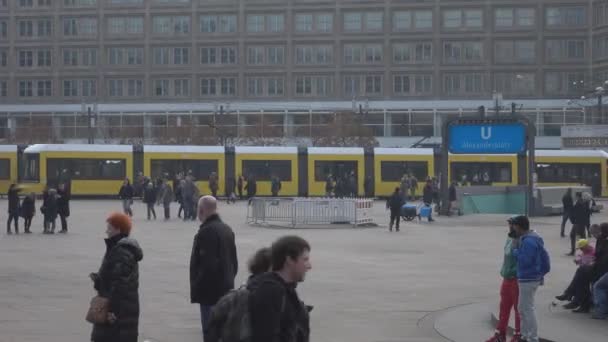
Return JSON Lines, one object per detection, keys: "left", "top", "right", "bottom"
{"left": 249, "top": 235, "right": 312, "bottom": 342}
{"left": 189, "top": 195, "right": 238, "bottom": 341}
{"left": 512, "top": 215, "right": 551, "bottom": 342}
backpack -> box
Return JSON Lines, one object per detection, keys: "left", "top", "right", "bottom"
{"left": 539, "top": 243, "right": 551, "bottom": 276}
{"left": 207, "top": 287, "right": 252, "bottom": 342}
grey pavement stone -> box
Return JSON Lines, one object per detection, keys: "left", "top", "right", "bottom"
{"left": 0, "top": 199, "right": 606, "bottom": 342}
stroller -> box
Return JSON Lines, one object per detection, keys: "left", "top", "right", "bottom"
{"left": 400, "top": 203, "right": 434, "bottom": 222}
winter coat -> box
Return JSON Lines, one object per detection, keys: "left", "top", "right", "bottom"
{"left": 562, "top": 193, "right": 574, "bottom": 213}
{"left": 157, "top": 184, "right": 174, "bottom": 207}
{"left": 422, "top": 184, "right": 433, "bottom": 204}
{"left": 119, "top": 184, "right": 134, "bottom": 200}
{"left": 181, "top": 180, "right": 196, "bottom": 201}
{"left": 43, "top": 195, "right": 58, "bottom": 221}
{"left": 91, "top": 234, "right": 144, "bottom": 342}
{"left": 8, "top": 187, "right": 20, "bottom": 215}
{"left": 189, "top": 214, "right": 238, "bottom": 305}
{"left": 592, "top": 237, "right": 608, "bottom": 282}
{"left": 209, "top": 176, "right": 219, "bottom": 192}
{"left": 512, "top": 231, "right": 548, "bottom": 282}
{"left": 20, "top": 196, "right": 35, "bottom": 218}
{"left": 500, "top": 238, "right": 518, "bottom": 280}
{"left": 248, "top": 272, "right": 310, "bottom": 342}
{"left": 246, "top": 179, "right": 257, "bottom": 197}
{"left": 271, "top": 178, "right": 282, "bottom": 194}
{"left": 570, "top": 200, "right": 590, "bottom": 225}
{"left": 449, "top": 184, "right": 457, "bottom": 202}
{"left": 57, "top": 189, "right": 70, "bottom": 217}
{"left": 387, "top": 192, "right": 404, "bottom": 212}
{"left": 143, "top": 187, "right": 157, "bottom": 205}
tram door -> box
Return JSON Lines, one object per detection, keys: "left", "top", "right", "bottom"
{"left": 329, "top": 161, "right": 358, "bottom": 196}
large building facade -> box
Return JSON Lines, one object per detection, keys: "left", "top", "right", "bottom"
{"left": 1, "top": 0, "right": 608, "bottom": 145}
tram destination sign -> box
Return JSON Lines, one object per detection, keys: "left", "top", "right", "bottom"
{"left": 448, "top": 122, "right": 526, "bottom": 154}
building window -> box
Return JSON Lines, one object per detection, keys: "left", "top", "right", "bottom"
{"left": 546, "top": 7, "right": 586, "bottom": 27}
{"left": 201, "top": 47, "right": 216, "bottom": 64}
{"left": 0, "top": 49, "right": 7, "bottom": 67}
{"left": 393, "top": 74, "right": 432, "bottom": 95}
{"left": 20, "top": 0, "right": 51, "bottom": 7}
{"left": 268, "top": 46, "right": 284, "bottom": 65}
{"left": 343, "top": 75, "right": 382, "bottom": 96}
{"left": 154, "top": 79, "right": 170, "bottom": 96}
{"left": 394, "top": 10, "right": 432, "bottom": 31}
{"left": 495, "top": 8, "right": 535, "bottom": 29}
{"left": 393, "top": 42, "right": 432, "bottom": 64}
{"left": 200, "top": 14, "right": 236, "bottom": 33}
{"left": 247, "top": 78, "right": 264, "bottom": 96}
{"left": 19, "top": 80, "right": 33, "bottom": 97}
{"left": 344, "top": 12, "right": 362, "bottom": 32}
{"left": 247, "top": 46, "right": 264, "bottom": 65}
{"left": 494, "top": 40, "right": 536, "bottom": 64}
{"left": 0, "top": 20, "right": 7, "bottom": 39}
{"left": 344, "top": 12, "right": 383, "bottom": 32}
{"left": 63, "top": 49, "right": 78, "bottom": 66}
{"left": 173, "top": 47, "right": 189, "bottom": 64}
{"left": 19, "top": 50, "right": 33, "bottom": 67}
{"left": 365, "top": 75, "right": 382, "bottom": 95}
{"left": 444, "top": 73, "right": 484, "bottom": 95}
{"left": 247, "top": 15, "right": 265, "bottom": 33}
{"left": 64, "top": 0, "right": 96, "bottom": 7}
{"left": 220, "top": 47, "right": 236, "bottom": 64}
{"left": 127, "top": 79, "right": 143, "bottom": 97}
{"left": 153, "top": 47, "right": 169, "bottom": 65}
{"left": 18, "top": 19, "right": 52, "bottom": 38}
{"left": 36, "top": 50, "right": 51, "bottom": 67}
{"left": 317, "top": 13, "right": 333, "bottom": 33}
{"left": 0, "top": 81, "right": 7, "bottom": 97}
{"left": 545, "top": 71, "right": 585, "bottom": 96}
{"left": 108, "top": 47, "right": 143, "bottom": 65}
{"left": 108, "top": 79, "right": 142, "bottom": 97}
{"left": 494, "top": 73, "right": 536, "bottom": 97}
{"left": 267, "top": 14, "right": 284, "bottom": 32}
{"left": 366, "top": 12, "right": 383, "bottom": 31}
{"left": 295, "top": 75, "right": 332, "bottom": 97}
{"left": 63, "top": 80, "right": 78, "bottom": 96}
{"left": 268, "top": 77, "right": 284, "bottom": 96}
{"left": 295, "top": 14, "right": 313, "bottom": 32}
{"left": 174, "top": 79, "right": 190, "bottom": 97}
{"left": 443, "top": 41, "right": 483, "bottom": 64}
{"left": 63, "top": 17, "right": 98, "bottom": 36}
{"left": 296, "top": 45, "right": 332, "bottom": 65}
{"left": 36, "top": 80, "right": 52, "bottom": 97}
{"left": 221, "top": 78, "right": 236, "bottom": 95}
{"left": 82, "top": 80, "right": 96, "bottom": 96}
{"left": 546, "top": 39, "right": 586, "bottom": 62}
{"left": 442, "top": 9, "right": 483, "bottom": 29}
{"left": 153, "top": 15, "right": 190, "bottom": 35}
{"left": 107, "top": 17, "right": 144, "bottom": 35}
{"left": 108, "top": 79, "right": 123, "bottom": 96}
{"left": 109, "top": 0, "right": 142, "bottom": 4}
{"left": 344, "top": 44, "right": 382, "bottom": 64}
{"left": 200, "top": 78, "right": 217, "bottom": 95}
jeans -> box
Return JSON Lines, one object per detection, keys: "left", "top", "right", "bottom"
{"left": 146, "top": 203, "right": 156, "bottom": 220}
{"left": 24, "top": 216, "right": 32, "bottom": 232}
{"left": 497, "top": 278, "right": 520, "bottom": 335}
{"left": 122, "top": 199, "right": 133, "bottom": 216}
{"left": 7, "top": 213, "right": 19, "bottom": 233}
{"left": 199, "top": 304, "right": 213, "bottom": 340}
{"left": 593, "top": 273, "right": 608, "bottom": 317}
{"left": 183, "top": 198, "right": 193, "bottom": 221}
{"left": 59, "top": 214, "right": 68, "bottom": 232}
{"left": 389, "top": 211, "right": 400, "bottom": 231}
{"left": 164, "top": 205, "right": 170, "bottom": 220}
{"left": 560, "top": 211, "right": 569, "bottom": 236}
{"left": 570, "top": 224, "right": 587, "bottom": 254}
{"left": 518, "top": 281, "right": 540, "bottom": 342}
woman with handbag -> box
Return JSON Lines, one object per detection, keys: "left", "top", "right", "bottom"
{"left": 89, "top": 212, "right": 143, "bottom": 342}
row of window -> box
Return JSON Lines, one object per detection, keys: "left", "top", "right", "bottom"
{"left": 0, "top": 71, "right": 591, "bottom": 99}
{"left": 0, "top": 7, "right": 589, "bottom": 39}
{"left": 0, "top": 40, "right": 587, "bottom": 69}
{"left": 5, "top": 0, "right": 193, "bottom": 9}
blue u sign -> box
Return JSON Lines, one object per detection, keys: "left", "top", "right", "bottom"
{"left": 449, "top": 123, "right": 526, "bottom": 154}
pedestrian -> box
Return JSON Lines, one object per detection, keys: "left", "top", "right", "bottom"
{"left": 20, "top": 192, "right": 35, "bottom": 234}
{"left": 189, "top": 195, "right": 238, "bottom": 341}
{"left": 143, "top": 183, "right": 157, "bottom": 220}
{"left": 90, "top": 212, "right": 143, "bottom": 342}
{"left": 209, "top": 172, "right": 219, "bottom": 198}
{"left": 248, "top": 235, "right": 312, "bottom": 342}
{"left": 386, "top": 187, "right": 404, "bottom": 232}
{"left": 271, "top": 175, "right": 282, "bottom": 197}
{"left": 409, "top": 175, "right": 418, "bottom": 200}
{"left": 226, "top": 177, "right": 237, "bottom": 204}
{"left": 591, "top": 223, "right": 608, "bottom": 318}
{"left": 325, "top": 174, "right": 334, "bottom": 197}
{"left": 247, "top": 247, "right": 272, "bottom": 284}
{"left": 7, "top": 183, "right": 21, "bottom": 234}
{"left": 574, "top": 239, "right": 595, "bottom": 267}
{"left": 245, "top": 175, "right": 257, "bottom": 201}
{"left": 57, "top": 183, "right": 70, "bottom": 233}
{"left": 485, "top": 217, "right": 521, "bottom": 342}
{"left": 157, "top": 179, "right": 174, "bottom": 220}
{"left": 448, "top": 181, "right": 457, "bottom": 215}
{"left": 400, "top": 175, "right": 409, "bottom": 200}
{"left": 182, "top": 177, "right": 195, "bottom": 221}
{"left": 176, "top": 179, "right": 184, "bottom": 218}
{"left": 43, "top": 188, "right": 58, "bottom": 234}
{"left": 512, "top": 215, "right": 551, "bottom": 342}
{"left": 567, "top": 192, "right": 589, "bottom": 256}
{"left": 134, "top": 171, "right": 144, "bottom": 198}
{"left": 422, "top": 179, "right": 435, "bottom": 222}
{"left": 561, "top": 188, "right": 573, "bottom": 238}
{"left": 191, "top": 185, "right": 200, "bottom": 220}
{"left": 364, "top": 176, "right": 373, "bottom": 198}
{"left": 119, "top": 178, "right": 134, "bottom": 217}
{"left": 348, "top": 171, "right": 357, "bottom": 197}
{"left": 237, "top": 174, "right": 244, "bottom": 200}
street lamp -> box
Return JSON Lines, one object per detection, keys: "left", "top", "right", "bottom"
{"left": 81, "top": 102, "right": 97, "bottom": 144}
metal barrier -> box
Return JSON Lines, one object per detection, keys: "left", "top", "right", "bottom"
{"left": 246, "top": 197, "right": 375, "bottom": 228}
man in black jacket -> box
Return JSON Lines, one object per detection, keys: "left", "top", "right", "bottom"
{"left": 567, "top": 192, "right": 589, "bottom": 256}
{"left": 57, "top": 183, "right": 70, "bottom": 233}
{"left": 189, "top": 195, "right": 238, "bottom": 341}
{"left": 249, "top": 235, "right": 312, "bottom": 342}
{"left": 560, "top": 188, "right": 573, "bottom": 238}
{"left": 386, "top": 187, "right": 404, "bottom": 232}
{"left": 7, "top": 183, "right": 21, "bottom": 234}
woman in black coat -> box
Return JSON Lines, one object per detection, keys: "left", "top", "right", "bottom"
{"left": 7, "top": 183, "right": 21, "bottom": 234}
{"left": 90, "top": 213, "right": 143, "bottom": 342}
{"left": 43, "top": 189, "right": 58, "bottom": 234}
{"left": 57, "top": 183, "right": 70, "bottom": 233}
{"left": 20, "top": 193, "right": 36, "bottom": 234}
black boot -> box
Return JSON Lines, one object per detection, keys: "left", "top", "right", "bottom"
{"left": 555, "top": 293, "right": 572, "bottom": 301}
{"left": 563, "top": 301, "right": 579, "bottom": 309}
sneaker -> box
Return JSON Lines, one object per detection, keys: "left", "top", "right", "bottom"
{"left": 484, "top": 332, "right": 506, "bottom": 342}
{"left": 555, "top": 293, "right": 571, "bottom": 301}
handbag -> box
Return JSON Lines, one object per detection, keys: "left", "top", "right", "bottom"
{"left": 86, "top": 295, "right": 109, "bottom": 324}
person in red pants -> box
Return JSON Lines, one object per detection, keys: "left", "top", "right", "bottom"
{"left": 485, "top": 217, "right": 521, "bottom": 342}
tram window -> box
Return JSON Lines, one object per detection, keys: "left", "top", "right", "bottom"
{"left": 536, "top": 163, "right": 601, "bottom": 184}
{"left": 23, "top": 154, "right": 39, "bottom": 181}
{"left": 151, "top": 159, "right": 218, "bottom": 181}
{"left": 47, "top": 158, "right": 126, "bottom": 180}
{"left": 314, "top": 161, "right": 358, "bottom": 182}
{"left": 0, "top": 159, "right": 9, "bottom": 180}
{"left": 451, "top": 162, "right": 512, "bottom": 184}
{"left": 242, "top": 160, "right": 292, "bottom": 181}
{"left": 380, "top": 161, "right": 428, "bottom": 182}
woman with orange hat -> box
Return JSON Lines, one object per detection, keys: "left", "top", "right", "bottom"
{"left": 90, "top": 213, "right": 143, "bottom": 342}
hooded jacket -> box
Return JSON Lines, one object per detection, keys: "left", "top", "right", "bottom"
{"left": 248, "top": 272, "right": 310, "bottom": 342}
{"left": 91, "top": 234, "right": 144, "bottom": 342}
{"left": 513, "top": 231, "right": 548, "bottom": 282}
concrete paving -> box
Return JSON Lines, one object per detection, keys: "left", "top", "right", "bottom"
{"left": 0, "top": 199, "right": 606, "bottom": 342}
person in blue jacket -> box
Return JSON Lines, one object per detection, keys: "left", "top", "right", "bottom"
{"left": 511, "top": 215, "right": 551, "bottom": 342}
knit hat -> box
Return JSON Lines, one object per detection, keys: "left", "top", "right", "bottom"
{"left": 576, "top": 239, "right": 589, "bottom": 250}
{"left": 106, "top": 212, "right": 132, "bottom": 235}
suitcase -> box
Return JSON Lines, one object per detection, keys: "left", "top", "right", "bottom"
{"left": 400, "top": 204, "right": 417, "bottom": 221}
{"left": 419, "top": 205, "right": 432, "bottom": 218}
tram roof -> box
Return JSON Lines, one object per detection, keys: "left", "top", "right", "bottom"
{"left": 235, "top": 146, "right": 298, "bottom": 154}
{"left": 0, "top": 99, "right": 583, "bottom": 113}
{"left": 24, "top": 144, "right": 132, "bottom": 153}
{"left": 0, "top": 145, "right": 17, "bottom": 152}
{"left": 535, "top": 149, "right": 608, "bottom": 158}
{"left": 308, "top": 147, "right": 364, "bottom": 155}
{"left": 374, "top": 148, "right": 433, "bottom": 156}
{"left": 144, "top": 145, "right": 224, "bottom": 153}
